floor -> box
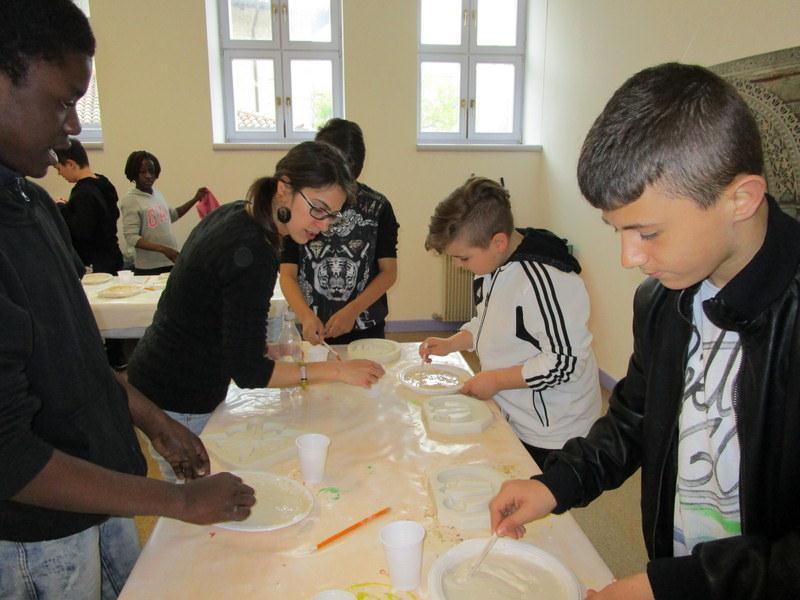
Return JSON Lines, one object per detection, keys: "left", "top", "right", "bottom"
{"left": 133, "top": 330, "right": 648, "bottom": 579}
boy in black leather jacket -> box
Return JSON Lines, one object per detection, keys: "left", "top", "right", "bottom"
{"left": 489, "top": 62, "right": 800, "bottom": 600}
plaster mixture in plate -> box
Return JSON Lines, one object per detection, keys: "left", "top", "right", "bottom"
{"left": 442, "top": 554, "right": 569, "bottom": 599}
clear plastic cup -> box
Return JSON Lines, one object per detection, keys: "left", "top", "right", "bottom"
{"left": 295, "top": 433, "right": 330, "bottom": 484}
{"left": 303, "top": 341, "right": 330, "bottom": 363}
{"left": 311, "top": 591, "right": 357, "bottom": 600}
{"left": 117, "top": 269, "right": 134, "bottom": 283}
{"left": 379, "top": 520, "right": 426, "bottom": 591}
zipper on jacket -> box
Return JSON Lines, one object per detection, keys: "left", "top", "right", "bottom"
{"left": 649, "top": 288, "right": 692, "bottom": 556}
{"left": 14, "top": 176, "right": 30, "bottom": 202}
{"left": 474, "top": 267, "right": 503, "bottom": 351}
{"left": 731, "top": 345, "right": 746, "bottom": 533}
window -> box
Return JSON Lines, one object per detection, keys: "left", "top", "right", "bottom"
{"left": 73, "top": 0, "right": 103, "bottom": 142}
{"left": 418, "top": 0, "right": 527, "bottom": 144}
{"left": 215, "top": 0, "right": 343, "bottom": 143}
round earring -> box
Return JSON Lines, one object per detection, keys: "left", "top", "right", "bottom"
{"left": 276, "top": 206, "right": 291, "bottom": 224}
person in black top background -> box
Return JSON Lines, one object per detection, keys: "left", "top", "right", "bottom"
{"left": 55, "top": 137, "right": 128, "bottom": 369}
{"left": 54, "top": 137, "right": 123, "bottom": 275}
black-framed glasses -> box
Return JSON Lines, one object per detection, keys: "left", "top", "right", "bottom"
{"left": 297, "top": 188, "right": 342, "bottom": 223}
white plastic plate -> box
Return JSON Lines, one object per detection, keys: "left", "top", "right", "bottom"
{"left": 427, "top": 538, "right": 581, "bottom": 600}
{"left": 215, "top": 471, "right": 313, "bottom": 532}
{"left": 97, "top": 284, "right": 145, "bottom": 298}
{"left": 398, "top": 363, "right": 471, "bottom": 395}
{"left": 82, "top": 272, "right": 113, "bottom": 285}
{"left": 347, "top": 338, "right": 401, "bottom": 364}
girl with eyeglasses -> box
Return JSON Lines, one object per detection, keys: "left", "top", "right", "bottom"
{"left": 126, "top": 141, "right": 385, "bottom": 480}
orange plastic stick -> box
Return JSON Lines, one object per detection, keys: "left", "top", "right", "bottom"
{"left": 315, "top": 506, "right": 391, "bottom": 550}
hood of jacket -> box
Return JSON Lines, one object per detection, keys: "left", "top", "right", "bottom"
{"left": 506, "top": 227, "right": 581, "bottom": 274}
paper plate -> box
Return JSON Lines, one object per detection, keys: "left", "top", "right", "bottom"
{"left": 82, "top": 272, "right": 113, "bottom": 285}
{"left": 347, "top": 338, "right": 401, "bottom": 364}
{"left": 97, "top": 284, "right": 145, "bottom": 299}
{"left": 398, "top": 363, "right": 471, "bottom": 395}
{"left": 215, "top": 471, "right": 313, "bottom": 532}
{"left": 427, "top": 538, "right": 581, "bottom": 600}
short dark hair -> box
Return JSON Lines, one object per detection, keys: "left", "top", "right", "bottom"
{"left": 247, "top": 141, "right": 357, "bottom": 246}
{"left": 55, "top": 137, "right": 89, "bottom": 168}
{"left": 577, "top": 62, "right": 763, "bottom": 210}
{"left": 315, "top": 118, "right": 366, "bottom": 179}
{"left": 124, "top": 150, "right": 161, "bottom": 182}
{"left": 0, "top": 0, "right": 95, "bottom": 85}
{"left": 425, "top": 177, "right": 514, "bottom": 253}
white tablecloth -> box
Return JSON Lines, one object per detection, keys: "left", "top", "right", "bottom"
{"left": 120, "top": 343, "right": 613, "bottom": 598}
{"left": 83, "top": 275, "right": 286, "bottom": 339}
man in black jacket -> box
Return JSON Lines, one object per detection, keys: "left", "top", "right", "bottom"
{"left": 489, "top": 63, "right": 800, "bottom": 600}
{"left": 0, "top": 1, "right": 254, "bottom": 597}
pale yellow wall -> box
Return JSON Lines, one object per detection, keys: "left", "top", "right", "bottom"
{"left": 539, "top": 0, "right": 800, "bottom": 378}
{"left": 37, "top": 0, "right": 542, "bottom": 324}
{"left": 36, "top": 1, "right": 800, "bottom": 378}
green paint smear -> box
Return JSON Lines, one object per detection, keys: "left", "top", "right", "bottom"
{"left": 686, "top": 506, "right": 742, "bottom": 534}
{"left": 320, "top": 487, "right": 341, "bottom": 500}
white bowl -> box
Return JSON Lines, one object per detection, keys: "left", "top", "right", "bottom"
{"left": 427, "top": 538, "right": 581, "bottom": 600}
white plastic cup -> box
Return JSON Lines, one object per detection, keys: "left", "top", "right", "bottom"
{"left": 303, "top": 341, "right": 330, "bottom": 363}
{"left": 311, "top": 591, "right": 357, "bottom": 600}
{"left": 379, "top": 520, "right": 426, "bottom": 591}
{"left": 296, "top": 433, "right": 330, "bottom": 483}
{"left": 117, "top": 270, "right": 134, "bottom": 283}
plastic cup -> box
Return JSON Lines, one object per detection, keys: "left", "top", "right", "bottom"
{"left": 296, "top": 433, "right": 330, "bottom": 483}
{"left": 379, "top": 520, "right": 426, "bottom": 591}
{"left": 117, "top": 270, "right": 134, "bottom": 283}
{"left": 311, "top": 591, "right": 356, "bottom": 600}
{"left": 303, "top": 341, "right": 330, "bottom": 363}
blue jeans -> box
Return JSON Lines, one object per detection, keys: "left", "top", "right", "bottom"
{"left": 0, "top": 517, "right": 140, "bottom": 599}
{"left": 148, "top": 410, "right": 212, "bottom": 482}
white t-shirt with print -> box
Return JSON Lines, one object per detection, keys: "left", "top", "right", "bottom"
{"left": 673, "top": 279, "right": 742, "bottom": 556}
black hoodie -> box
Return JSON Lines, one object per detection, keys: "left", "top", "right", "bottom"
{"left": 58, "top": 173, "right": 123, "bottom": 273}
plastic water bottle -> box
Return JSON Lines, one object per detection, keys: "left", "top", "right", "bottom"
{"left": 277, "top": 311, "right": 304, "bottom": 402}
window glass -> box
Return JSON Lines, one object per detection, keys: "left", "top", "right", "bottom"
{"left": 288, "top": 0, "right": 331, "bottom": 42}
{"left": 476, "top": 0, "right": 517, "bottom": 46}
{"left": 289, "top": 59, "right": 333, "bottom": 132}
{"left": 232, "top": 58, "right": 277, "bottom": 132}
{"left": 229, "top": 0, "right": 273, "bottom": 41}
{"left": 76, "top": 59, "right": 102, "bottom": 135}
{"left": 420, "top": 62, "right": 461, "bottom": 133}
{"left": 474, "top": 62, "right": 514, "bottom": 133}
{"left": 420, "top": 0, "right": 462, "bottom": 46}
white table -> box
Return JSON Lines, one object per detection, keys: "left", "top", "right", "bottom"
{"left": 120, "top": 343, "right": 613, "bottom": 598}
{"left": 82, "top": 276, "right": 287, "bottom": 339}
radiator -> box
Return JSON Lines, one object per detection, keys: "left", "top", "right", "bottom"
{"left": 441, "top": 255, "right": 475, "bottom": 321}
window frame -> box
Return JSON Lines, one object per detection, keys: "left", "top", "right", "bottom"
{"left": 216, "top": 0, "right": 343, "bottom": 143}
{"left": 417, "top": 0, "right": 527, "bottom": 145}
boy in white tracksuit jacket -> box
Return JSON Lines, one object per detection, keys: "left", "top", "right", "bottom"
{"left": 422, "top": 177, "right": 601, "bottom": 466}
